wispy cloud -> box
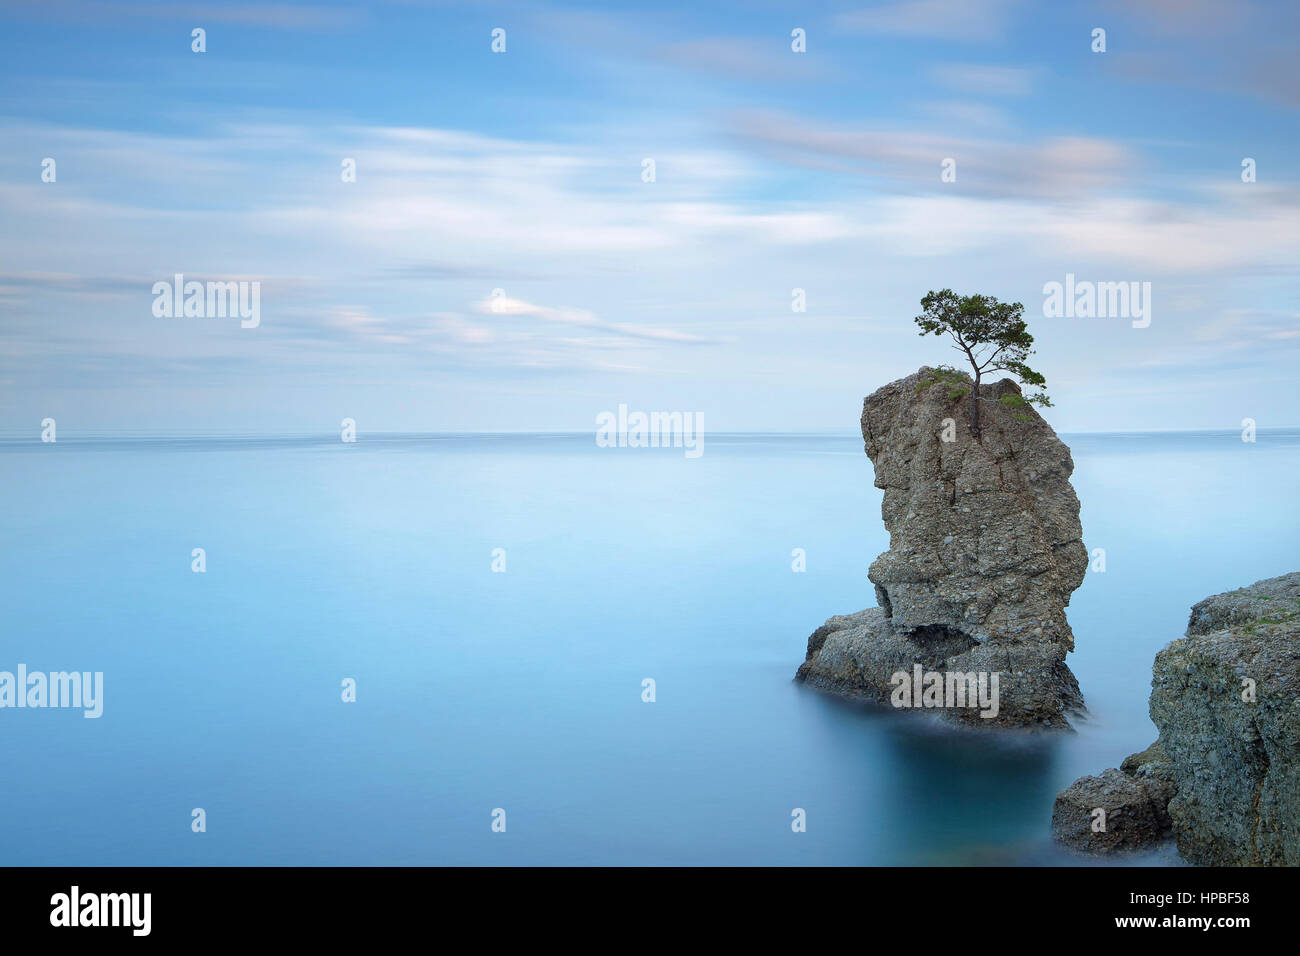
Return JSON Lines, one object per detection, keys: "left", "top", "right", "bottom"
{"left": 653, "top": 37, "right": 827, "bottom": 83}
{"left": 4, "top": 0, "right": 362, "bottom": 30}
{"left": 2, "top": 0, "right": 1298, "bottom": 432}
{"left": 729, "top": 110, "right": 1133, "bottom": 200}
{"left": 929, "top": 63, "right": 1033, "bottom": 96}
{"left": 837, "top": 0, "right": 1025, "bottom": 41}
{"left": 472, "top": 294, "right": 716, "bottom": 345}
{"left": 918, "top": 100, "right": 1014, "bottom": 131}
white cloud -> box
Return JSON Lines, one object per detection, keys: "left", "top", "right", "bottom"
{"left": 472, "top": 294, "right": 714, "bottom": 344}
{"left": 2, "top": 112, "right": 1296, "bottom": 424}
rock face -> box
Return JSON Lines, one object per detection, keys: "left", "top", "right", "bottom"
{"left": 796, "top": 367, "right": 1089, "bottom": 729}
{"left": 1152, "top": 572, "right": 1300, "bottom": 865}
{"left": 1053, "top": 572, "right": 1300, "bottom": 863}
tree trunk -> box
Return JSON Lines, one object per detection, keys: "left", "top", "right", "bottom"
{"left": 971, "top": 369, "right": 981, "bottom": 437}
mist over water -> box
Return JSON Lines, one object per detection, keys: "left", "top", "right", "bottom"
{"left": 1, "top": 429, "right": 1295, "bottom": 865}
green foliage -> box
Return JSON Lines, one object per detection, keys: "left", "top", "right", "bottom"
{"left": 998, "top": 394, "right": 1031, "bottom": 422}
{"left": 915, "top": 365, "right": 971, "bottom": 400}
{"left": 1240, "top": 601, "right": 1300, "bottom": 634}
{"left": 998, "top": 393, "right": 1035, "bottom": 422}
{"left": 914, "top": 289, "right": 1053, "bottom": 419}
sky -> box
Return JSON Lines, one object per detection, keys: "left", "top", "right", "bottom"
{"left": 1, "top": 0, "right": 1297, "bottom": 435}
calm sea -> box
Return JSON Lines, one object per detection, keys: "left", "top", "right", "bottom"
{"left": 2, "top": 429, "right": 1296, "bottom": 865}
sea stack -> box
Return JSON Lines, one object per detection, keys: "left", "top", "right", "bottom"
{"left": 796, "top": 366, "right": 1090, "bottom": 729}
{"left": 1054, "top": 571, "right": 1300, "bottom": 863}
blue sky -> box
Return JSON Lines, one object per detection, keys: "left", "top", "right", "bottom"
{"left": 1, "top": 0, "right": 1297, "bottom": 434}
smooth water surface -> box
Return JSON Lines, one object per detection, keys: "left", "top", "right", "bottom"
{"left": 2, "top": 429, "right": 1296, "bottom": 865}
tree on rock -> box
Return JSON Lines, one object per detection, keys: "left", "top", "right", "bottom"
{"left": 914, "top": 289, "right": 1051, "bottom": 437}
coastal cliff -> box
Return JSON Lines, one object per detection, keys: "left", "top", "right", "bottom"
{"left": 796, "top": 367, "right": 1089, "bottom": 729}
{"left": 1054, "top": 571, "right": 1300, "bottom": 864}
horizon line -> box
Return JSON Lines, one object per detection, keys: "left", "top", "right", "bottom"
{"left": 2, "top": 425, "right": 1296, "bottom": 442}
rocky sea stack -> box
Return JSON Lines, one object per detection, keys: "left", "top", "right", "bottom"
{"left": 1054, "top": 571, "right": 1300, "bottom": 863}
{"left": 796, "top": 366, "right": 1089, "bottom": 729}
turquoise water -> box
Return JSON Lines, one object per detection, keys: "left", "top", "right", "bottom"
{"left": 1, "top": 430, "right": 1296, "bottom": 865}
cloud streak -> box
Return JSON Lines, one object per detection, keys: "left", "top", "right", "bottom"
{"left": 473, "top": 294, "right": 716, "bottom": 344}
{"left": 837, "top": 0, "right": 1025, "bottom": 41}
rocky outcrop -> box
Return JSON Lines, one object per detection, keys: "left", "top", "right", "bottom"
{"left": 796, "top": 367, "right": 1089, "bottom": 729}
{"left": 1153, "top": 572, "right": 1300, "bottom": 865}
{"left": 862, "top": 368, "right": 1088, "bottom": 648}
{"left": 1052, "top": 744, "right": 1176, "bottom": 854}
{"left": 1053, "top": 572, "right": 1300, "bottom": 863}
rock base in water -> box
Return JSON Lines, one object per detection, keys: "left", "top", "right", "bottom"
{"left": 795, "top": 367, "right": 1089, "bottom": 729}
{"left": 1054, "top": 572, "right": 1300, "bottom": 864}
{"left": 1052, "top": 743, "right": 1176, "bottom": 854}
{"left": 1154, "top": 572, "right": 1300, "bottom": 865}
{"left": 796, "top": 607, "right": 1084, "bottom": 729}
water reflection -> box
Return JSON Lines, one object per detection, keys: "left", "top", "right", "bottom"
{"left": 798, "top": 686, "right": 1065, "bottom": 863}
